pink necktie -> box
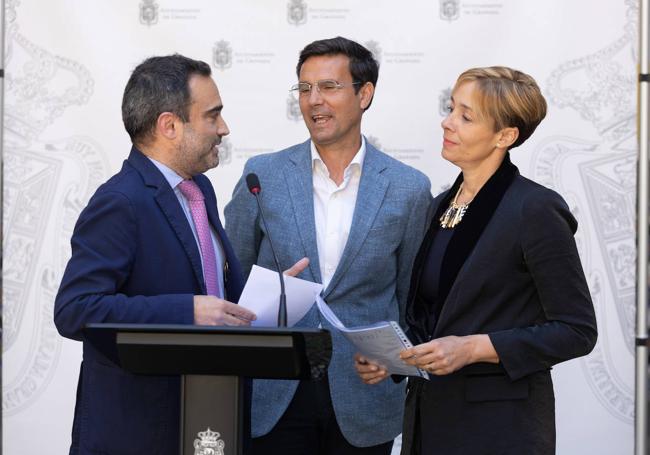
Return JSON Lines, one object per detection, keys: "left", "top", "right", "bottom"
{"left": 178, "top": 180, "right": 220, "bottom": 297}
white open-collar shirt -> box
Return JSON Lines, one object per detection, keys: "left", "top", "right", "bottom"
{"left": 311, "top": 136, "right": 366, "bottom": 289}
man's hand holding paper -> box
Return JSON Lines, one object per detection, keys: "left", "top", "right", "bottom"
{"left": 238, "top": 261, "right": 322, "bottom": 327}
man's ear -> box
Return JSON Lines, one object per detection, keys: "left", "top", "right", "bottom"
{"left": 156, "top": 112, "right": 181, "bottom": 140}
{"left": 359, "top": 82, "right": 375, "bottom": 110}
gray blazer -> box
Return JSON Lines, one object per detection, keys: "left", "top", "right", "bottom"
{"left": 225, "top": 139, "right": 432, "bottom": 447}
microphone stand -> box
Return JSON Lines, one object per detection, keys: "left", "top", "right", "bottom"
{"left": 251, "top": 192, "right": 287, "bottom": 327}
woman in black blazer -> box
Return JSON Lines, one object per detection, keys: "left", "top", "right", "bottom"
{"left": 355, "top": 67, "right": 597, "bottom": 454}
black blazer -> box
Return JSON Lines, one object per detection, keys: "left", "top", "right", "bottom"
{"left": 401, "top": 155, "right": 597, "bottom": 455}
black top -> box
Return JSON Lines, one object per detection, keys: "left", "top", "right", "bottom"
{"left": 417, "top": 226, "right": 454, "bottom": 332}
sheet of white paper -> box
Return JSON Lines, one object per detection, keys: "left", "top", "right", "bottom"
{"left": 238, "top": 265, "right": 323, "bottom": 327}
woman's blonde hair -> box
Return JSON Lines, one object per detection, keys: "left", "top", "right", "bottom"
{"left": 455, "top": 66, "right": 547, "bottom": 149}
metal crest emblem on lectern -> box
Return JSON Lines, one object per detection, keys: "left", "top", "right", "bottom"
{"left": 439, "top": 0, "right": 460, "bottom": 21}
{"left": 193, "top": 428, "right": 225, "bottom": 455}
{"left": 139, "top": 0, "right": 159, "bottom": 26}
{"left": 212, "top": 40, "right": 232, "bottom": 70}
{"left": 287, "top": 0, "right": 308, "bottom": 26}
{"left": 439, "top": 87, "right": 452, "bottom": 116}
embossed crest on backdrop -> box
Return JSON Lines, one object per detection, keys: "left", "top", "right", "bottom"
{"left": 365, "top": 135, "right": 382, "bottom": 151}
{"left": 212, "top": 40, "right": 233, "bottom": 71}
{"left": 218, "top": 138, "right": 232, "bottom": 166}
{"left": 286, "top": 93, "right": 302, "bottom": 122}
{"left": 363, "top": 134, "right": 424, "bottom": 165}
{"left": 3, "top": 0, "right": 109, "bottom": 415}
{"left": 439, "top": 88, "right": 452, "bottom": 117}
{"left": 139, "top": 0, "right": 159, "bottom": 26}
{"left": 439, "top": 0, "right": 460, "bottom": 21}
{"left": 287, "top": 0, "right": 308, "bottom": 26}
{"left": 364, "top": 40, "right": 382, "bottom": 65}
{"left": 532, "top": 0, "right": 637, "bottom": 423}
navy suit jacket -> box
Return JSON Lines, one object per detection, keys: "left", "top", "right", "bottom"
{"left": 54, "top": 147, "right": 244, "bottom": 455}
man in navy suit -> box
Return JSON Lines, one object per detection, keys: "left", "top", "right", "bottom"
{"left": 54, "top": 54, "right": 260, "bottom": 454}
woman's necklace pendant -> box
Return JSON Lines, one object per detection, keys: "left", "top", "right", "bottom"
{"left": 439, "top": 185, "right": 470, "bottom": 229}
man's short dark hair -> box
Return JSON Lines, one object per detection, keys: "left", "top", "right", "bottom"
{"left": 122, "top": 54, "right": 211, "bottom": 145}
{"left": 296, "top": 36, "right": 379, "bottom": 110}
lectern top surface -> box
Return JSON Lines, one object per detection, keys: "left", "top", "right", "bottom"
{"left": 85, "top": 323, "right": 328, "bottom": 336}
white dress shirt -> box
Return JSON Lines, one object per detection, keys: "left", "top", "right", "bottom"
{"left": 148, "top": 157, "right": 226, "bottom": 298}
{"left": 311, "top": 137, "right": 366, "bottom": 289}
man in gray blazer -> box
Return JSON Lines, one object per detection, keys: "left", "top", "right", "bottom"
{"left": 225, "top": 37, "right": 432, "bottom": 454}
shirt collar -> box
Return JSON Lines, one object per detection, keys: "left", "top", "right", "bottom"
{"left": 147, "top": 157, "right": 185, "bottom": 189}
{"left": 310, "top": 136, "right": 366, "bottom": 175}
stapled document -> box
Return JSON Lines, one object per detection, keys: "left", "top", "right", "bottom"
{"left": 316, "top": 296, "right": 428, "bottom": 379}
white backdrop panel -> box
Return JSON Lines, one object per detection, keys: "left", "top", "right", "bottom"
{"left": 2, "top": 1, "right": 636, "bottom": 454}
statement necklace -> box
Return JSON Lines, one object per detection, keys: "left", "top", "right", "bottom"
{"left": 439, "top": 184, "right": 471, "bottom": 229}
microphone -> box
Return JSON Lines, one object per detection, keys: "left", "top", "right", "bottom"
{"left": 246, "top": 173, "right": 260, "bottom": 195}
{"left": 246, "top": 173, "right": 287, "bottom": 327}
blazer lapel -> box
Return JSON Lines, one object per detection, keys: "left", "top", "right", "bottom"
{"left": 323, "top": 143, "right": 389, "bottom": 297}
{"left": 433, "top": 154, "right": 518, "bottom": 334}
{"left": 128, "top": 148, "right": 206, "bottom": 294}
{"left": 284, "top": 141, "right": 322, "bottom": 284}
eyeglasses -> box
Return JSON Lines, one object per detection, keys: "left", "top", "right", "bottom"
{"left": 289, "top": 79, "right": 362, "bottom": 96}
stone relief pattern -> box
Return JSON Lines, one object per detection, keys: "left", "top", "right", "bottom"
{"left": 532, "top": 0, "right": 637, "bottom": 423}
{"left": 3, "top": 0, "right": 109, "bottom": 415}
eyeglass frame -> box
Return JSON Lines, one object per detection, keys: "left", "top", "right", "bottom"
{"left": 289, "top": 79, "right": 363, "bottom": 96}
